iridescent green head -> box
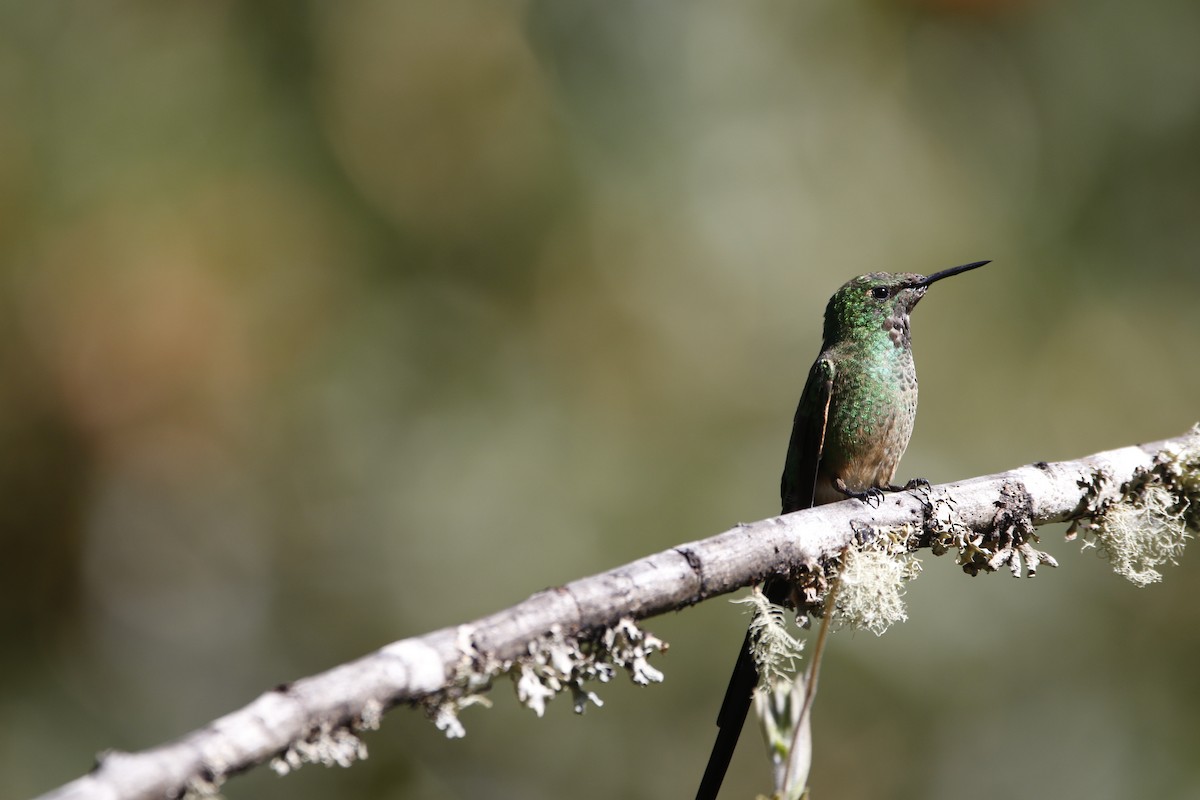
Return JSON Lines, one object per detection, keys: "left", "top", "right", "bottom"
{"left": 821, "top": 260, "right": 989, "bottom": 348}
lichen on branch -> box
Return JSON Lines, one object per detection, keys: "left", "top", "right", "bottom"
{"left": 1069, "top": 426, "right": 1200, "bottom": 586}
{"left": 833, "top": 534, "right": 921, "bottom": 636}
{"left": 422, "top": 617, "right": 668, "bottom": 739}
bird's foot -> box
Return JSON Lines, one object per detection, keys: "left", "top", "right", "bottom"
{"left": 888, "top": 477, "right": 931, "bottom": 492}
{"left": 835, "top": 478, "right": 930, "bottom": 508}
{"left": 834, "top": 478, "right": 885, "bottom": 508}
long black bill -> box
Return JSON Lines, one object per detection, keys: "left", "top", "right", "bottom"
{"left": 916, "top": 259, "right": 990, "bottom": 288}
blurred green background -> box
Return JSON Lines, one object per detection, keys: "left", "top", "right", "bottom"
{"left": 4, "top": 1, "right": 1200, "bottom": 799}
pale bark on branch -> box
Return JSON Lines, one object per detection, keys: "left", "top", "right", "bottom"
{"left": 36, "top": 432, "right": 1195, "bottom": 800}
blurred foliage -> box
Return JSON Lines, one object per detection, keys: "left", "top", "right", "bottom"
{"left": 3, "top": 1, "right": 1200, "bottom": 799}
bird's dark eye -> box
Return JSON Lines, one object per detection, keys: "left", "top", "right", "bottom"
{"left": 870, "top": 287, "right": 889, "bottom": 300}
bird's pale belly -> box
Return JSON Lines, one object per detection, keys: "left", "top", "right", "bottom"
{"left": 815, "top": 408, "right": 913, "bottom": 505}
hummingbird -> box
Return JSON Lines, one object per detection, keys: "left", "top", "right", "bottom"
{"left": 695, "top": 260, "right": 989, "bottom": 800}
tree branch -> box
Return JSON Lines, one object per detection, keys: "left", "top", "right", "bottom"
{"left": 37, "top": 430, "right": 1199, "bottom": 800}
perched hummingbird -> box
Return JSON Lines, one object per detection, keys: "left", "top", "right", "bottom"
{"left": 695, "top": 260, "right": 989, "bottom": 800}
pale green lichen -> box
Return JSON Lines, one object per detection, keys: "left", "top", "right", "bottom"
{"left": 1073, "top": 427, "right": 1200, "bottom": 587}
{"left": 732, "top": 587, "right": 805, "bottom": 684}
{"left": 833, "top": 542, "right": 921, "bottom": 636}
{"left": 733, "top": 587, "right": 810, "bottom": 800}
{"left": 1083, "top": 486, "right": 1189, "bottom": 586}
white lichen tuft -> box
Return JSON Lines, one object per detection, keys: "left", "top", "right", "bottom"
{"left": 605, "top": 618, "right": 668, "bottom": 686}
{"left": 417, "top": 618, "right": 666, "bottom": 738}
{"left": 508, "top": 619, "right": 666, "bottom": 718}
{"left": 426, "top": 693, "right": 493, "bottom": 740}
{"left": 1082, "top": 484, "right": 1190, "bottom": 586}
{"left": 732, "top": 586, "right": 804, "bottom": 684}
{"left": 571, "top": 684, "right": 605, "bottom": 714}
{"left": 515, "top": 661, "right": 560, "bottom": 718}
{"left": 834, "top": 547, "right": 919, "bottom": 636}
{"left": 1075, "top": 427, "right": 1200, "bottom": 587}
{"left": 357, "top": 699, "right": 384, "bottom": 732}
{"left": 269, "top": 725, "right": 370, "bottom": 776}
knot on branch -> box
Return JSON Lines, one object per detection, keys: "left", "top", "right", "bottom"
{"left": 925, "top": 483, "right": 1056, "bottom": 578}
{"left": 985, "top": 482, "right": 1059, "bottom": 578}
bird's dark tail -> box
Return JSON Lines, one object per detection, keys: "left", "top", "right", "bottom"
{"left": 695, "top": 579, "right": 790, "bottom": 800}
{"left": 695, "top": 629, "right": 758, "bottom": 800}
